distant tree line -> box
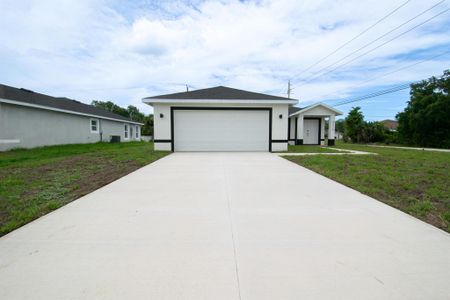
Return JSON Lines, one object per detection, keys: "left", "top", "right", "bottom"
{"left": 341, "top": 70, "right": 450, "bottom": 148}
{"left": 91, "top": 100, "right": 154, "bottom": 136}
{"left": 341, "top": 107, "right": 393, "bottom": 144}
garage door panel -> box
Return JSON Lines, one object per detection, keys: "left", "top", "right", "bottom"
{"left": 174, "top": 110, "right": 269, "bottom": 151}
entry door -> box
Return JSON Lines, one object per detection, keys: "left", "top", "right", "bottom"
{"left": 173, "top": 109, "right": 270, "bottom": 151}
{"left": 303, "top": 119, "right": 319, "bottom": 145}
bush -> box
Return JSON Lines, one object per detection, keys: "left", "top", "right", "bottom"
{"left": 343, "top": 107, "right": 390, "bottom": 143}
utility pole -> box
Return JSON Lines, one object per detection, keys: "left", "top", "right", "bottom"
{"left": 186, "top": 84, "right": 189, "bottom": 92}
{"left": 287, "top": 80, "right": 292, "bottom": 99}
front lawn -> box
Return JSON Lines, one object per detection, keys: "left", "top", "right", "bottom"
{"left": 284, "top": 141, "right": 450, "bottom": 232}
{"left": 0, "top": 142, "right": 169, "bottom": 236}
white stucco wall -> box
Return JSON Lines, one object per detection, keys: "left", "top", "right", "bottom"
{"left": 0, "top": 103, "right": 141, "bottom": 151}
{"left": 152, "top": 103, "right": 289, "bottom": 152}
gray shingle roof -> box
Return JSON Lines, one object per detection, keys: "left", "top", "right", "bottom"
{"left": 289, "top": 106, "right": 303, "bottom": 115}
{"left": 144, "top": 86, "right": 295, "bottom": 100}
{"left": 0, "top": 84, "right": 139, "bottom": 123}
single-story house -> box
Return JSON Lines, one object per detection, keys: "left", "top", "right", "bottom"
{"left": 0, "top": 84, "right": 143, "bottom": 151}
{"left": 143, "top": 86, "right": 342, "bottom": 152}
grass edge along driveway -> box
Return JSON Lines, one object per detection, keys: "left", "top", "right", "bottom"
{"left": 284, "top": 143, "right": 450, "bottom": 232}
{"left": 0, "top": 142, "right": 169, "bottom": 236}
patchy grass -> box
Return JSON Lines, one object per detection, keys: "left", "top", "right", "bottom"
{"left": 0, "top": 142, "right": 169, "bottom": 236}
{"left": 284, "top": 141, "right": 450, "bottom": 232}
{"left": 280, "top": 145, "right": 348, "bottom": 153}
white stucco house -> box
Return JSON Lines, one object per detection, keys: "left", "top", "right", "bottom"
{"left": 143, "top": 86, "right": 342, "bottom": 152}
{"left": 0, "top": 84, "right": 143, "bottom": 151}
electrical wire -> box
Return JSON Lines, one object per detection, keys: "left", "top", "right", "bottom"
{"left": 333, "top": 83, "right": 411, "bottom": 106}
{"left": 293, "top": 8, "right": 450, "bottom": 88}
{"left": 290, "top": 0, "right": 412, "bottom": 80}
{"left": 292, "top": 0, "right": 446, "bottom": 87}
{"left": 316, "top": 49, "right": 450, "bottom": 101}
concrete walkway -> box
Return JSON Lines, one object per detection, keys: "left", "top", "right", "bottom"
{"left": 277, "top": 148, "right": 376, "bottom": 156}
{"left": 368, "top": 144, "right": 450, "bottom": 152}
{"left": 0, "top": 153, "right": 449, "bottom": 299}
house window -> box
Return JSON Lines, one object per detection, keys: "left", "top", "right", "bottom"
{"left": 135, "top": 125, "right": 139, "bottom": 139}
{"left": 124, "top": 124, "right": 129, "bottom": 139}
{"left": 90, "top": 119, "right": 99, "bottom": 133}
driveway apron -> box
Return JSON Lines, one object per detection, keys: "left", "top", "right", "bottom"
{"left": 0, "top": 153, "right": 449, "bottom": 299}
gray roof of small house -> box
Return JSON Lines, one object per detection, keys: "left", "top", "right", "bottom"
{"left": 288, "top": 106, "right": 303, "bottom": 115}
{"left": 144, "top": 86, "right": 296, "bottom": 101}
{"left": 0, "top": 84, "right": 139, "bottom": 123}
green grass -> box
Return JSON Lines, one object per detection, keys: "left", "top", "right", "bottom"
{"left": 284, "top": 141, "right": 450, "bottom": 232}
{"left": 0, "top": 142, "right": 169, "bottom": 236}
{"left": 281, "top": 145, "right": 349, "bottom": 153}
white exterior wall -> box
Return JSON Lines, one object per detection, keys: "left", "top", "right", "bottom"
{"left": 288, "top": 117, "right": 296, "bottom": 145}
{"left": 0, "top": 103, "right": 141, "bottom": 151}
{"left": 153, "top": 104, "right": 172, "bottom": 151}
{"left": 320, "top": 117, "right": 325, "bottom": 145}
{"left": 152, "top": 103, "right": 289, "bottom": 152}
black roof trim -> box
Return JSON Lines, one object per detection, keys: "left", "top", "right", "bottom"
{"left": 0, "top": 84, "right": 139, "bottom": 123}
{"left": 145, "top": 86, "right": 296, "bottom": 101}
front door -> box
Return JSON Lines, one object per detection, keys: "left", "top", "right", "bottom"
{"left": 303, "top": 119, "right": 319, "bottom": 145}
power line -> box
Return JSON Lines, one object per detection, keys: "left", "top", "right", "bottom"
{"left": 333, "top": 83, "right": 411, "bottom": 106}
{"left": 317, "top": 49, "right": 450, "bottom": 101}
{"left": 292, "top": 0, "right": 446, "bottom": 87}
{"left": 290, "top": 0, "right": 412, "bottom": 80}
{"left": 293, "top": 8, "right": 450, "bottom": 88}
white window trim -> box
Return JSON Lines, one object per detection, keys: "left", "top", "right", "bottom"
{"left": 124, "top": 124, "right": 129, "bottom": 140}
{"left": 135, "top": 125, "right": 139, "bottom": 139}
{"left": 90, "top": 118, "right": 99, "bottom": 133}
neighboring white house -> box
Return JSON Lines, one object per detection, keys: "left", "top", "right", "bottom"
{"left": 143, "top": 86, "right": 341, "bottom": 152}
{"left": 0, "top": 84, "right": 143, "bottom": 151}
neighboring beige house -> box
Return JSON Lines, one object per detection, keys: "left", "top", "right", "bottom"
{"left": 143, "top": 86, "right": 342, "bottom": 152}
{"left": 381, "top": 119, "right": 399, "bottom": 131}
{"left": 0, "top": 84, "right": 143, "bottom": 151}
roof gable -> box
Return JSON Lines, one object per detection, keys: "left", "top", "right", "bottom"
{"left": 289, "top": 103, "right": 343, "bottom": 116}
{"left": 0, "top": 84, "right": 140, "bottom": 124}
{"left": 144, "top": 86, "right": 295, "bottom": 101}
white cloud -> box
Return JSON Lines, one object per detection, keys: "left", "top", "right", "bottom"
{"left": 0, "top": 0, "right": 449, "bottom": 116}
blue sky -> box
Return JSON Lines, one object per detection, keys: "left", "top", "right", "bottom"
{"left": 0, "top": 0, "right": 449, "bottom": 120}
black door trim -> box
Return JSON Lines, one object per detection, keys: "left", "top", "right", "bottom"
{"left": 294, "top": 117, "right": 298, "bottom": 144}
{"left": 287, "top": 118, "right": 291, "bottom": 140}
{"left": 303, "top": 117, "right": 321, "bottom": 145}
{"left": 170, "top": 107, "right": 273, "bottom": 152}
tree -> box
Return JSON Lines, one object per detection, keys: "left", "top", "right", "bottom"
{"left": 344, "top": 107, "right": 365, "bottom": 143}
{"left": 126, "top": 105, "right": 145, "bottom": 122}
{"left": 141, "top": 115, "right": 154, "bottom": 136}
{"left": 361, "top": 121, "right": 387, "bottom": 143}
{"left": 396, "top": 70, "right": 450, "bottom": 148}
{"left": 91, "top": 100, "right": 129, "bottom": 118}
{"left": 335, "top": 119, "right": 345, "bottom": 134}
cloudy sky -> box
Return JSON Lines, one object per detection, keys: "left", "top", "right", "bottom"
{"left": 1, "top": 0, "right": 449, "bottom": 119}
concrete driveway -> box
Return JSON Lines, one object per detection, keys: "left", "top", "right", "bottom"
{"left": 0, "top": 153, "right": 449, "bottom": 299}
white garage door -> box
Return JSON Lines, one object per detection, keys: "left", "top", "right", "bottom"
{"left": 173, "top": 109, "right": 270, "bottom": 151}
